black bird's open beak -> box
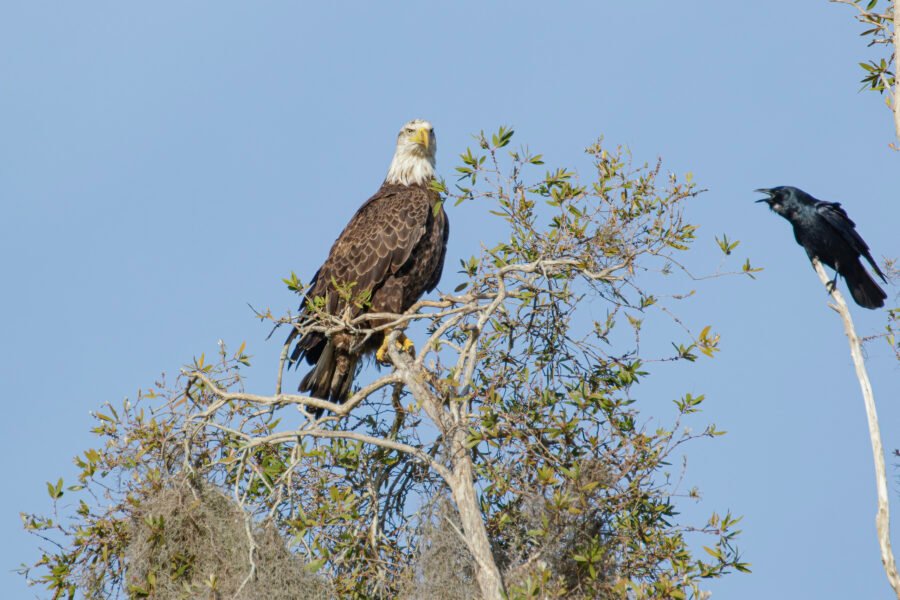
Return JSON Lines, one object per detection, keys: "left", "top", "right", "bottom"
{"left": 754, "top": 188, "right": 773, "bottom": 203}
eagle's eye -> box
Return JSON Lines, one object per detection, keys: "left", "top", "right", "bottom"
{"left": 406, "top": 128, "right": 415, "bottom": 134}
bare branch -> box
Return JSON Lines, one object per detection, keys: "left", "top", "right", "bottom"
{"left": 894, "top": 0, "right": 899, "bottom": 143}
{"left": 187, "top": 369, "right": 402, "bottom": 418}
{"left": 242, "top": 428, "right": 454, "bottom": 484}
{"left": 275, "top": 339, "right": 290, "bottom": 396}
{"left": 812, "top": 258, "right": 900, "bottom": 598}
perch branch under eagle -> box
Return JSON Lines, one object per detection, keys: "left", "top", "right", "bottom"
{"left": 286, "top": 120, "right": 449, "bottom": 410}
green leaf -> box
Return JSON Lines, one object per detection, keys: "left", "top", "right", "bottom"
{"left": 46, "top": 478, "right": 64, "bottom": 500}
{"left": 305, "top": 558, "right": 327, "bottom": 573}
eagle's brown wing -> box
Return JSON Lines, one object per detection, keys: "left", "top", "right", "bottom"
{"left": 312, "top": 186, "right": 433, "bottom": 317}
{"left": 287, "top": 183, "right": 446, "bottom": 406}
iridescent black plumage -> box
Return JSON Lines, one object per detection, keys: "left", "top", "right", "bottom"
{"left": 756, "top": 185, "right": 886, "bottom": 309}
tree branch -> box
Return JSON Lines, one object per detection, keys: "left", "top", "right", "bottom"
{"left": 187, "top": 369, "right": 402, "bottom": 418}
{"left": 893, "top": 0, "right": 899, "bottom": 143}
{"left": 831, "top": 0, "right": 899, "bottom": 145}
{"left": 387, "top": 337, "right": 507, "bottom": 599}
{"left": 247, "top": 428, "right": 454, "bottom": 483}
{"left": 812, "top": 258, "right": 900, "bottom": 598}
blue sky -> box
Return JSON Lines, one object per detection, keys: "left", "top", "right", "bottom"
{"left": 2, "top": 2, "right": 898, "bottom": 597}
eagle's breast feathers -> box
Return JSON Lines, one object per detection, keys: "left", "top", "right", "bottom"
{"left": 307, "top": 182, "right": 447, "bottom": 324}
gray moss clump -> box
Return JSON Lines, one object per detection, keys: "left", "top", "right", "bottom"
{"left": 125, "top": 478, "right": 333, "bottom": 599}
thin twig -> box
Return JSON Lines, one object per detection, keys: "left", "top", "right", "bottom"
{"left": 275, "top": 340, "right": 290, "bottom": 396}
{"left": 234, "top": 511, "right": 259, "bottom": 597}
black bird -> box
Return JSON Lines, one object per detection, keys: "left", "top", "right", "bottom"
{"left": 756, "top": 186, "right": 887, "bottom": 309}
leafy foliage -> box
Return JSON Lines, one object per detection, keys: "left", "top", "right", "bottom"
{"left": 21, "top": 129, "right": 753, "bottom": 599}
{"left": 834, "top": 0, "right": 896, "bottom": 95}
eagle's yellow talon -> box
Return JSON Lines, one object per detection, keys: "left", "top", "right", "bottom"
{"left": 376, "top": 332, "right": 415, "bottom": 364}
{"left": 376, "top": 340, "right": 390, "bottom": 364}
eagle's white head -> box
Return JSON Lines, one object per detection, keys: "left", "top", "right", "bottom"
{"left": 385, "top": 119, "right": 436, "bottom": 186}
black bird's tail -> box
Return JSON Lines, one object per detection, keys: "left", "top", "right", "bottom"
{"left": 843, "top": 260, "right": 887, "bottom": 309}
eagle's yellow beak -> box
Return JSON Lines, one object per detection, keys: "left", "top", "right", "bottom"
{"left": 411, "top": 127, "right": 430, "bottom": 151}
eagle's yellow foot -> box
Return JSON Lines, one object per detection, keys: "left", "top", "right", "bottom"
{"left": 376, "top": 332, "right": 415, "bottom": 364}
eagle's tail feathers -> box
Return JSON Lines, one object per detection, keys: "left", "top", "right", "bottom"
{"left": 288, "top": 331, "right": 326, "bottom": 368}
{"left": 299, "top": 342, "right": 359, "bottom": 417}
{"left": 330, "top": 352, "right": 358, "bottom": 404}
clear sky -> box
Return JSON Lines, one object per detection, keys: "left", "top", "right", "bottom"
{"left": 2, "top": 2, "right": 898, "bottom": 597}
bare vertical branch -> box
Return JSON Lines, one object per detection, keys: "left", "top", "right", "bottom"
{"left": 894, "top": 0, "right": 899, "bottom": 142}
{"left": 812, "top": 258, "right": 900, "bottom": 598}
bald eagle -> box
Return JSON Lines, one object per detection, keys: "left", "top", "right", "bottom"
{"left": 287, "top": 119, "right": 449, "bottom": 409}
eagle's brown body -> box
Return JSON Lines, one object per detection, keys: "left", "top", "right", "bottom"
{"left": 289, "top": 181, "right": 449, "bottom": 405}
